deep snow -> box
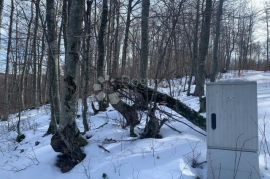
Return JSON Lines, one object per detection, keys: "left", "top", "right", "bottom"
{"left": 0, "top": 71, "right": 269, "bottom": 179}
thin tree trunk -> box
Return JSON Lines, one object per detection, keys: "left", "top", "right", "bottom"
{"left": 82, "top": 0, "right": 93, "bottom": 133}
{"left": 267, "top": 10, "right": 269, "bottom": 71}
{"left": 112, "top": 0, "right": 120, "bottom": 78}
{"left": 97, "top": 0, "right": 108, "bottom": 78}
{"left": 96, "top": 0, "right": 109, "bottom": 111}
{"left": 21, "top": 2, "right": 34, "bottom": 110}
{"left": 121, "top": 0, "right": 133, "bottom": 75}
{"left": 187, "top": 0, "right": 200, "bottom": 96}
{"left": 106, "top": 0, "right": 113, "bottom": 76}
{"left": 140, "top": 0, "right": 150, "bottom": 81}
{"left": 46, "top": 0, "right": 61, "bottom": 134}
{"left": 3, "top": 0, "right": 14, "bottom": 121}
{"left": 32, "top": 0, "right": 40, "bottom": 106}
{"left": 38, "top": 33, "right": 45, "bottom": 104}
{"left": 210, "top": 0, "right": 224, "bottom": 82}
{"left": 0, "top": 0, "right": 4, "bottom": 42}
{"left": 62, "top": 0, "right": 68, "bottom": 52}
{"left": 194, "top": 0, "right": 213, "bottom": 97}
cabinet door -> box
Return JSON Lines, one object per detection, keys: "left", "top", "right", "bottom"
{"left": 206, "top": 82, "right": 258, "bottom": 151}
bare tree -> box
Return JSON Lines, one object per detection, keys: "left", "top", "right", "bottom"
{"left": 210, "top": 0, "right": 225, "bottom": 82}
{"left": 140, "top": 0, "right": 150, "bottom": 81}
{"left": 0, "top": 0, "right": 4, "bottom": 40}
{"left": 97, "top": 0, "right": 108, "bottom": 78}
{"left": 45, "top": 0, "right": 61, "bottom": 135}
{"left": 82, "top": 0, "right": 93, "bottom": 133}
{"left": 3, "top": 0, "right": 14, "bottom": 121}
{"left": 265, "top": 3, "right": 270, "bottom": 71}
{"left": 194, "top": 0, "right": 213, "bottom": 97}
{"left": 32, "top": 0, "right": 40, "bottom": 106}
{"left": 111, "top": 0, "right": 120, "bottom": 78}
{"left": 51, "top": 0, "right": 87, "bottom": 173}
{"left": 121, "top": 0, "right": 133, "bottom": 75}
{"left": 187, "top": 0, "right": 200, "bottom": 96}
{"left": 20, "top": 1, "right": 34, "bottom": 110}
{"left": 96, "top": 0, "right": 108, "bottom": 111}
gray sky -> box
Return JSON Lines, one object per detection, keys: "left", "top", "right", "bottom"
{"left": 251, "top": 0, "right": 269, "bottom": 42}
{"left": 252, "top": 0, "right": 264, "bottom": 9}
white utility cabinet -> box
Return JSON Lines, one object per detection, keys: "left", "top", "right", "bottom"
{"left": 206, "top": 80, "right": 260, "bottom": 179}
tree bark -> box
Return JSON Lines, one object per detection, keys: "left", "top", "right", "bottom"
{"left": 140, "top": 0, "right": 150, "bottom": 81}
{"left": 194, "top": 0, "right": 213, "bottom": 97}
{"left": 113, "top": 79, "right": 206, "bottom": 131}
{"left": 38, "top": 33, "right": 45, "bottom": 104}
{"left": 0, "top": 0, "right": 4, "bottom": 42}
{"left": 266, "top": 9, "right": 269, "bottom": 71}
{"left": 62, "top": 0, "right": 68, "bottom": 52}
{"left": 121, "top": 0, "right": 133, "bottom": 75}
{"left": 112, "top": 0, "right": 120, "bottom": 78}
{"left": 51, "top": 0, "right": 87, "bottom": 173}
{"left": 21, "top": 1, "right": 34, "bottom": 110}
{"left": 82, "top": 0, "right": 93, "bottom": 133}
{"left": 46, "top": 0, "right": 61, "bottom": 134}
{"left": 96, "top": 0, "right": 109, "bottom": 111}
{"left": 187, "top": 0, "right": 200, "bottom": 96}
{"left": 3, "top": 0, "right": 14, "bottom": 121}
{"left": 32, "top": 0, "right": 40, "bottom": 106}
{"left": 210, "top": 0, "right": 224, "bottom": 82}
{"left": 97, "top": 0, "right": 108, "bottom": 78}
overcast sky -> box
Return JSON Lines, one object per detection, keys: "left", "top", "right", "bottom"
{"left": 251, "top": 0, "right": 269, "bottom": 42}
{"left": 252, "top": 0, "right": 265, "bottom": 9}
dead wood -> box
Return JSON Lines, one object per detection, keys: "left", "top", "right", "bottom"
{"left": 112, "top": 79, "right": 206, "bottom": 131}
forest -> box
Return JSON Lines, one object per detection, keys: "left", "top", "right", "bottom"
{"left": 0, "top": 0, "right": 269, "bottom": 178}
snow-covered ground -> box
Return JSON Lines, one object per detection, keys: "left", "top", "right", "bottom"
{"left": 0, "top": 71, "right": 270, "bottom": 179}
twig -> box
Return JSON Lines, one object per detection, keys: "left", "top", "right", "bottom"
{"left": 93, "top": 122, "right": 108, "bottom": 130}
{"left": 98, "top": 145, "right": 110, "bottom": 153}
{"left": 157, "top": 108, "right": 206, "bottom": 136}
{"left": 93, "top": 138, "right": 139, "bottom": 143}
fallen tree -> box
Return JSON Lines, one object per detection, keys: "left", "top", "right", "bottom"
{"left": 112, "top": 79, "right": 206, "bottom": 131}
{"left": 93, "top": 77, "right": 206, "bottom": 137}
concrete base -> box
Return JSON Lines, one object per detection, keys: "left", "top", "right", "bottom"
{"left": 207, "top": 148, "right": 260, "bottom": 179}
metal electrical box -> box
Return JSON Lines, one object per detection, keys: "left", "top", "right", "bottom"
{"left": 206, "top": 80, "right": 260, "bottom": 179}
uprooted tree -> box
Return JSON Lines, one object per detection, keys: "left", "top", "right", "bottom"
{"left": 92, "top": 76, "right": 206, "bottom": 139}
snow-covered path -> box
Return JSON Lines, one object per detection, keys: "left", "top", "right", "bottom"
{"left": 0, "top": 71, "right": 270, "bottom": 179}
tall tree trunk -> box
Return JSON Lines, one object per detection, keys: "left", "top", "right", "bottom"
{"left": 38, "top": 33, "right": 45, "bottom": 104}
{"left": 106, "top": 0, "right": 113, "bottom": 76}
{"left": 32, "top": 0, "right": 40, "bottom": 106}
{"left": 194, "top": 0, "right": 213, "bottom": 97}
{"left": 225, "top": 23, "right": 235, "bottom": 72}
{"left": 3, "top": 0, "right": 14, "bottom": 121}
{"left": 21, "top": 2, "right": 34, "bottom": 110}
{"left": 51, "top": 0, "right": 87, "bottom": 173}
{"left": 82, "top": 0, "right": 93, "bottom": 133}
{"left": 187, "top": 0, "right": 200, "bottom": 96}
{"left": 46, "top": 0, "right": 61, "bottom": 134}
{"left": 0, "top": 0, "right": 4, "bottom": 42}
{"left": 210, "top": 0, "right": 224, "bottom": 82}
{"left": 140, "top": 0, "right": 150, "bottom": 82}
{"left": 62, "top": 0, "right": 68, "bottom": 52}
{"left": 96, "top": 0, "right": 108, "bottom": 111}
{"left": 112, "top": 0, "right": 120, "bottom": 78}
{"left": 121, "top": 0, "right": 133, "bottom": 75}
{"left": 266, "top": 9, "right": 269, "bottom": 71}
{"left": 97, "top": 0, "right": 108, "bottom": 78}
